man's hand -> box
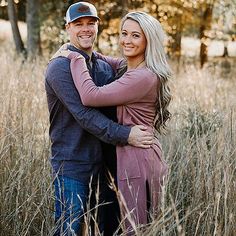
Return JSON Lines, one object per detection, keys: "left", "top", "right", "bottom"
{"left": 128, "top": 125, "right": 154, "bottom": 148}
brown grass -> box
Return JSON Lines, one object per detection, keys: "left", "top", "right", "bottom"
{"left": 0, "top": 42, "right": 235, "bottom": 235}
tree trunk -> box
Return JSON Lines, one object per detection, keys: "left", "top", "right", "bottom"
{"left": 7, "top": 0, "right": 25, "bottom": 54}
{"left": 26, "top": 0, "right": 41, "bottom": 59}
{"left": 199, "top": 2, "right": 214, "bottom": 68}
{"left": 121, "top": 0, "right": 128, "bottom": 17}
{"left": 167, "top": 14, "right": 183, "bottom": 72}
{"left": 199, "top": 24, "right": 208, "bottom": 68}
{"left": 222, "top": 42, "right": 229, "bottom": 57}
{"left": 172, "top": 17, "right": 183, "bottom": 62}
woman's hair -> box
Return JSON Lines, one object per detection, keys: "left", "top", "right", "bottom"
{"left": 121, "top": 11, "right": 172, "bottom": 133}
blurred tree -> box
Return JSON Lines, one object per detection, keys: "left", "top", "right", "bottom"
{"left": 27, "top": 0, "right": 41, "bottom": 58}
{"left": 17, "top": 0, "right": 26, "bottom": 21}
{"left": 150, "top": 1, "right": 186, "bottom": 61}
{"left": 211, "top": 0, "right": 236, "bottom": 55}
{"left": 3, "top": 0, "right": 235, "bottom": 62}
{"left": 198, "top": 0, "right": 215, "bottom": 68}
{"left": 7, "top": 0, "right": 25, "bottom": 54}
{"left": 0, "top": 0, "right": 8, "bottom": 20}
{"left": 40, "top": 0, "right": 70, "bottom": 52}
{"left": 144, "top": 0, "right": 196, "bottom": 65}
{"left": 93, "top": 0, "right": 144, "bottom": 53}
{"left": 7, "top": 0, "right": 41, "bottom": 59}
{"left": 1, "top": 0, "right": 26, "bottom": 20}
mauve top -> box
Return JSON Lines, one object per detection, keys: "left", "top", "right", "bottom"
{"left": 68, "top": 53, "right": 163, "bottom": 181}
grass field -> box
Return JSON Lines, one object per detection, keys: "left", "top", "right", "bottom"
{"left": 0, "top": 31, "right": 235, "bottom": 235}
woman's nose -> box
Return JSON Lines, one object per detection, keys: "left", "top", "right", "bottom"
{"left": 123, "top": 35, "right": 132, "bottom": 44}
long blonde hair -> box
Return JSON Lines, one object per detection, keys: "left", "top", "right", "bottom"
{"left": 121, "top": 11, "right": 172, "bottom": 133}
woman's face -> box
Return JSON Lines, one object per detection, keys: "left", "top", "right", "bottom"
{"left": 119, "top": 19, "right": 147, "bottom": 59}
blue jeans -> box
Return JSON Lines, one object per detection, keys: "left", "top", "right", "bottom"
{"left": 53, "top": 175, "right": 89, "bottom": 236}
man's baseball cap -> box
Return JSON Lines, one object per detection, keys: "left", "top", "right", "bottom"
{"left": 65, "top": 2, "right": 100, "bottom": 24}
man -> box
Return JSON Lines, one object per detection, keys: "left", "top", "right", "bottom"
{"left": 45, "top": 2, "right": 152, "bottom": 236}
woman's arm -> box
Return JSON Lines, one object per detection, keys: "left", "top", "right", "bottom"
{"left": 68, "top": 53, "right": 156, "bottom": 107}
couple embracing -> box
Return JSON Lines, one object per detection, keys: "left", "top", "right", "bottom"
{"left": 45, "top": 2, "right": 171, "bottom": 235}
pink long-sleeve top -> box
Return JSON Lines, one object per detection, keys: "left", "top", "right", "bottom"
{"left": 69, "top": 52, "right": 165, "bottom": 181}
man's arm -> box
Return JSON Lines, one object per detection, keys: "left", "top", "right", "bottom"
{"left": 45, "top": 57, "right": 152, "bottom": 147}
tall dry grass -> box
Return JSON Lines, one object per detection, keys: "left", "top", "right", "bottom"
{"left": 0, "top": 42, "right": 235, "bottom": 236}
{"left": 0, "top": 43, "right": 52, "bottom": 236}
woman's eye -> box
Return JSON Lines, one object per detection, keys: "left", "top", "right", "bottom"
{"left": 121, "top": 32, "right": 127, "bottom": 36}
{"left": 133, "top": 34, "right": 140, "bottom": 38}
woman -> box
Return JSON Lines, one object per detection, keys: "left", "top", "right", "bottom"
{"left": 59, "top": 11, "right": 171, "bottom": 234}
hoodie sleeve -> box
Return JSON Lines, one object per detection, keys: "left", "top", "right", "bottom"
{"left": 70, "top": 55, "right": 156, "bottom": 107}
{"left": 95, "top": 52, "right": 126, "bottom": 73}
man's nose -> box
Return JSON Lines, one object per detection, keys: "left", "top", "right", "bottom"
{"left": 81, "top": 24, "right": 90, "bottom": 31}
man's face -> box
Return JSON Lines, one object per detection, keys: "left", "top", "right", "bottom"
{"left": 66, "top": 17, "right": 98, "bottom": 53}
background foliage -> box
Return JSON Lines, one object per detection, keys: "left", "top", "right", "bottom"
{"left": 0, "top": 0, "right": 236, "bottom": 62}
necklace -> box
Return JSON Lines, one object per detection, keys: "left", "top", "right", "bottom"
{"left": 134, "top": 59, "right": 145, "bottom": 69}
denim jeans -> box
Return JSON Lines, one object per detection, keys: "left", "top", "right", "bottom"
{"left": 53, "top": 175, "right": 89, "bottom": 236}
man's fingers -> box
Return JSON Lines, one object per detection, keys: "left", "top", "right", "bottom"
{"left": 137, "top": 136, "right": 153, "bottom": 144}
{"left": 135, "top": 143, "right": 151, "bottom": 149}
{"left": 136, "top": 125, "right": 147, "bottom": 131}
{"left": 140, "top": 138, "right": 153, "bottom": 144}
{"left": 128, "top": 125, "right": 154, "bottom": 148}
{"left": 140, "top": 141, "right": 153, "bottom": 146}
{"left": 142, "top": 140, "right": 153, "bottom": 144}
{"left": 140, "top": 131, "right": 154, "bottom": 138}
{"left": 144, "top": 133, "right": 153, "bottom": 139}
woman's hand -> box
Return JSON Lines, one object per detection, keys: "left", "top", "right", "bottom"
{"left": 50, "top": 49, "right": 71, "bottom": 60}
{"left": 50, "top": 43, "right": 83, "bottom": 61}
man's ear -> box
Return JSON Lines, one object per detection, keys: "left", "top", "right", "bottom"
{"left": 65, "top": 23, "right": 70, "bottom": 32}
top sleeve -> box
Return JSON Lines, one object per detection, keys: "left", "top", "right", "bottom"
{"left": 95, "top": 52, "right": 126, "bottom": 72}
{"left": 45, "top": 57, "right": 130, "bottom": 145}
{"left": 70, "top": 56, "right": 156, "bottom": 107}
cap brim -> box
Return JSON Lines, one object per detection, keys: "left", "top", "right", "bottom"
{"left": 66, "top": 15, "right": 100, "bottom": 24}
